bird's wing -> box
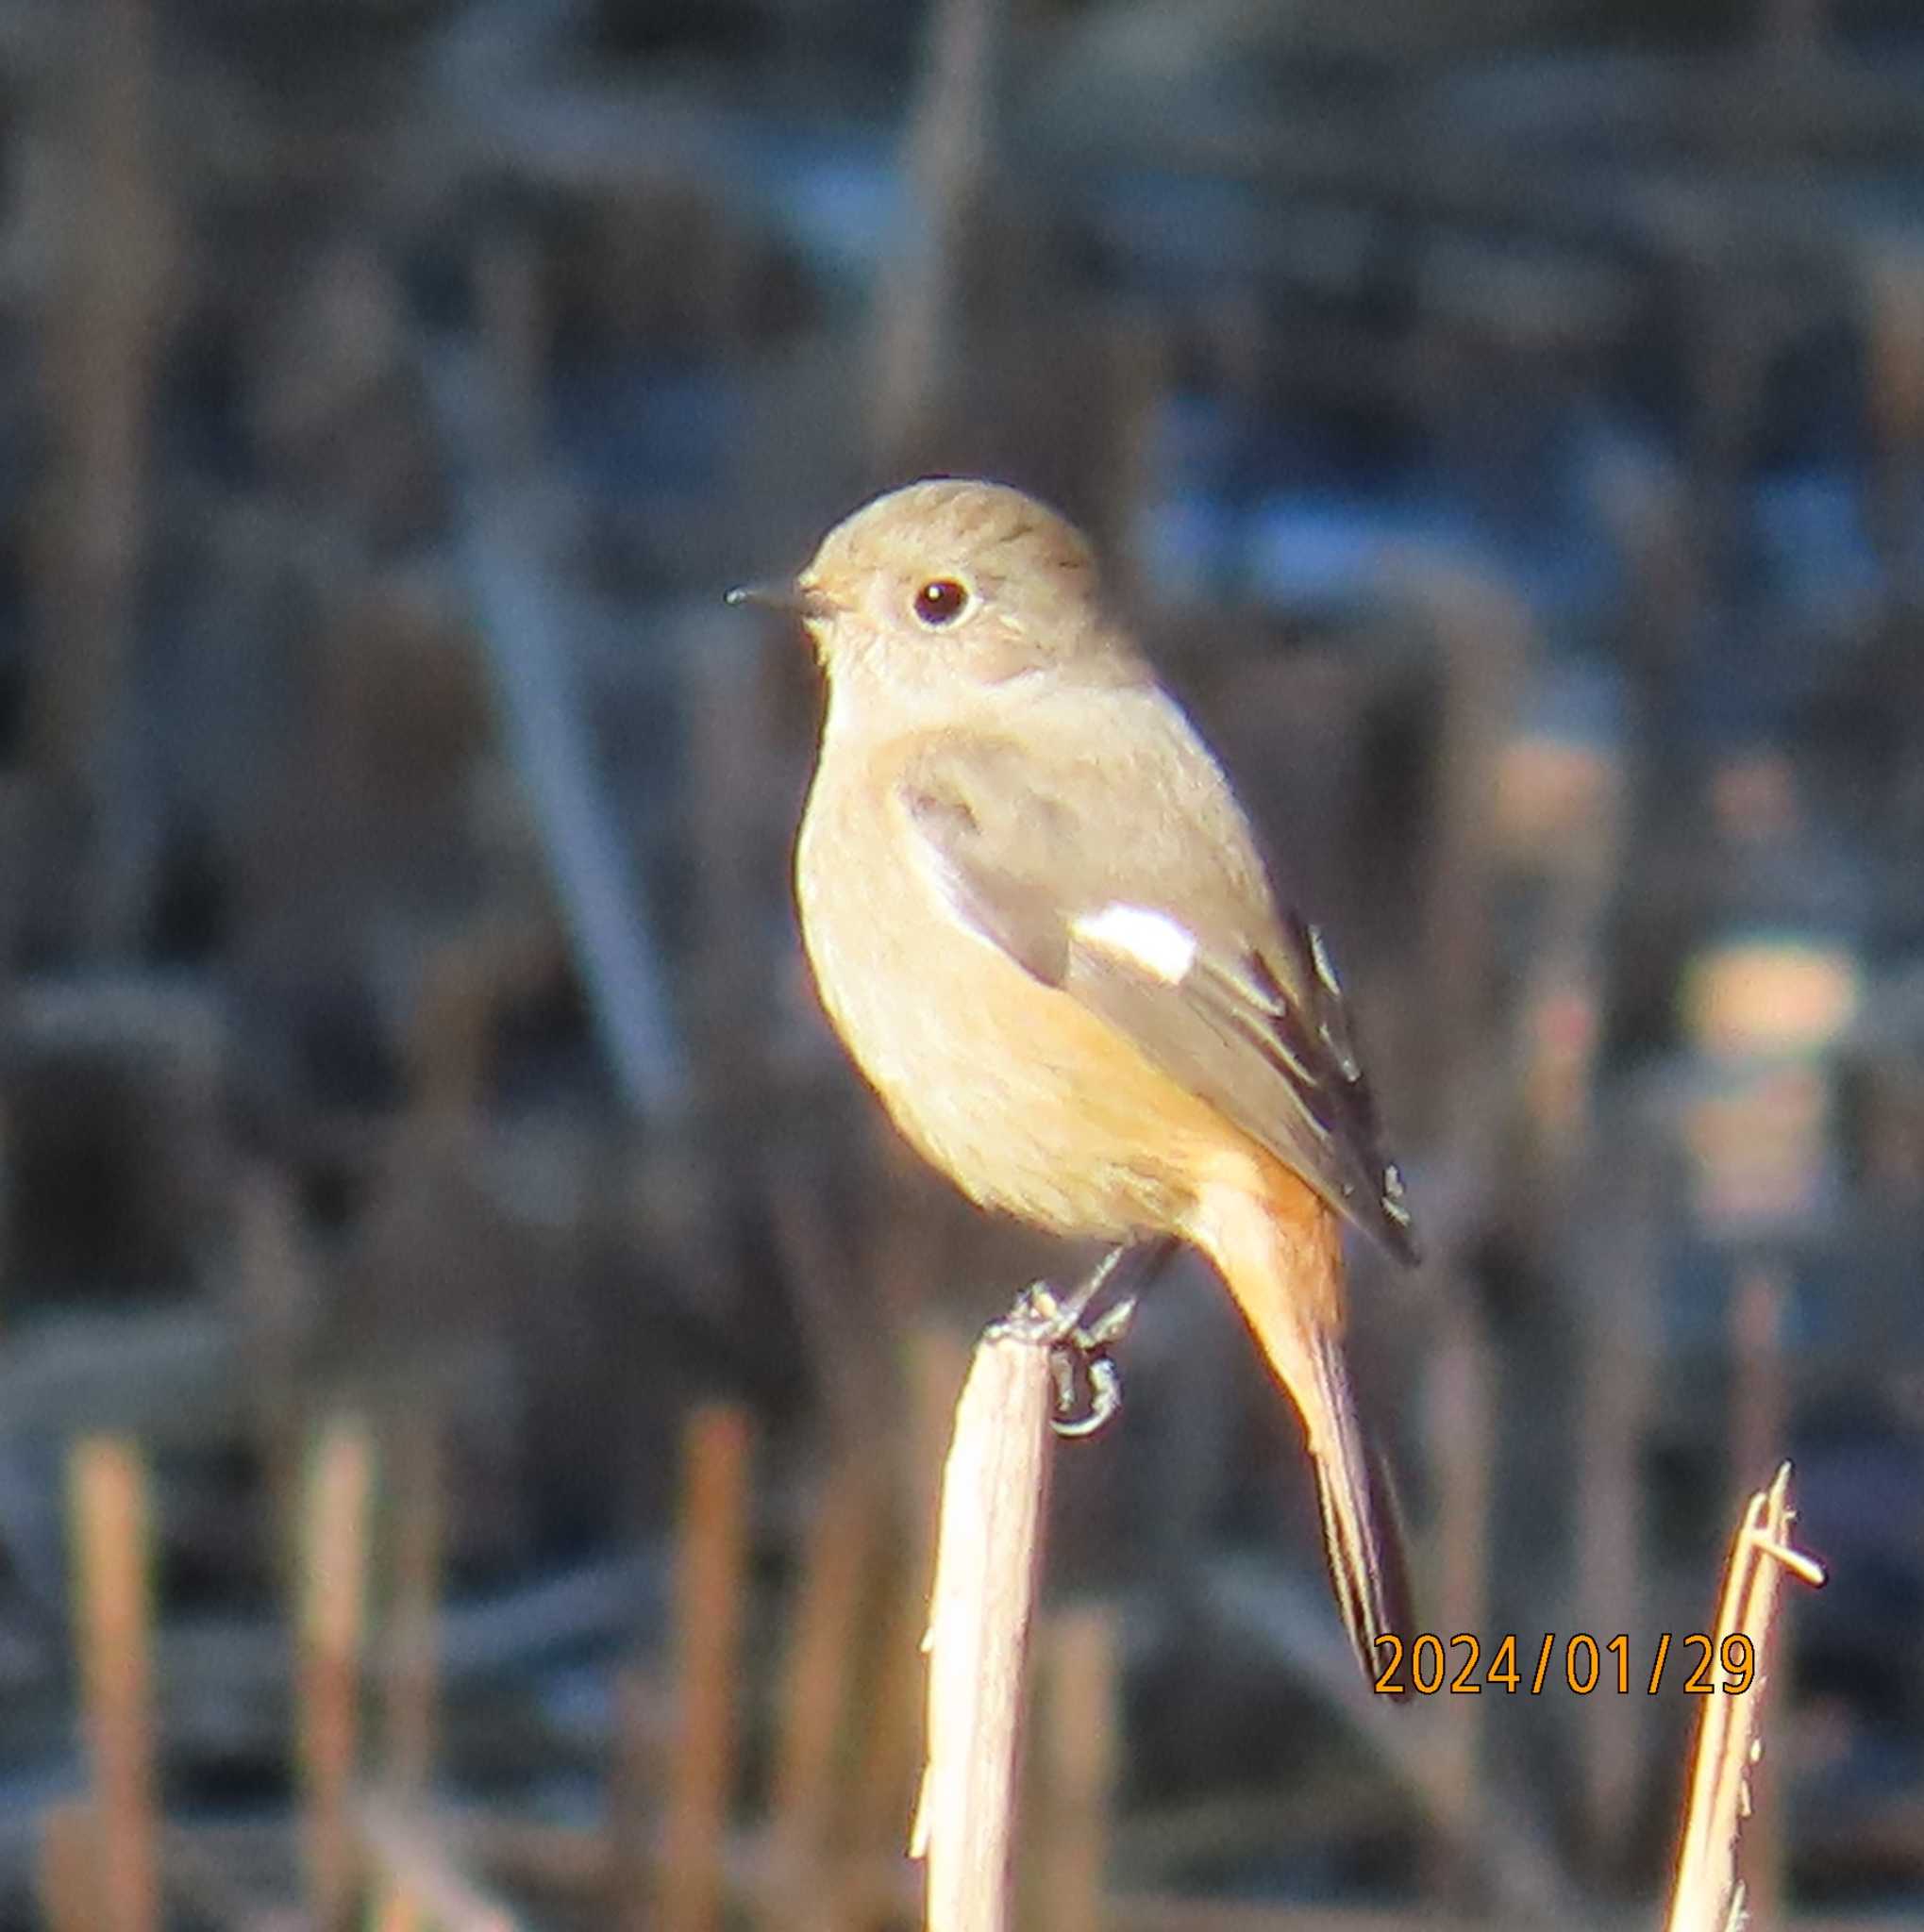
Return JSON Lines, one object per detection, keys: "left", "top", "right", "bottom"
{"left": 896, "top": 732, "right": 1418, "bottom": 1263}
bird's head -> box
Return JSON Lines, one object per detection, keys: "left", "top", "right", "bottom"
{"left": 732, "top": 478, "right": 1139, "bottom": 708}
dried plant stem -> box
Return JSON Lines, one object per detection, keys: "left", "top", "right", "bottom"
{"left": 766, "top": 1457, "right": 881, "bottom": 1897}
{"left": 1035, "top": 1606, "right": 1121, "bottom": 1932}
{"left": 912, "top": 1291, "right": 1065, "bottom": 1932}
{"left": 655, "top": 1405, "right": 754, "bottom": 1932}
{"left": 68, "top": 1435, "right": 159, "bottom": 1932}
{"left": 856, "top": 1328, "right": 969, "bottom": 1853}
{"left": 1665, "top": 1461, "right": 1826, "bottom": 1932}
{"left": 297, "top": 1414, "right": 376, "bottom": 1932}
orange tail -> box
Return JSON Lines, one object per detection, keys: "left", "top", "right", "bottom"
{"left": 1189, "top": 1168, "right": 1412, "bottom": 1689}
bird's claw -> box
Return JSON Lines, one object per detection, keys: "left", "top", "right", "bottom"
{"left": 992, "top": 1241, "right": 1151, "bottom": 1437}
{"left": 1048, "top": 1303, "right": 1135, "bottom": 1437}
{"left": 1032, "top": 1274, "right": 1137, "bottom": 1439}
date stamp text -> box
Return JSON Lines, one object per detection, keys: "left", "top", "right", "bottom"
{"left": 1372, "top": 1632, "right": 1756, "bottom": 1697}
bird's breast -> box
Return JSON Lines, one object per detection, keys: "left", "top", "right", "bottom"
{"left": 793, "top": 756, "right": 1230, "bottom": 1237}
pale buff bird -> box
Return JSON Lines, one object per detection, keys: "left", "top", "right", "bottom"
{"left": 734, "top": 477, "right": 1419, "bottom": 1682}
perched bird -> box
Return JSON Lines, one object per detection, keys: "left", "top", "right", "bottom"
{"left": 733, "top": 478, "right": 1420, "bottom": 1682}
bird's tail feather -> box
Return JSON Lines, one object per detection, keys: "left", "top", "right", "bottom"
{"left": 1306, "top": 1329, "right": 1412, "bottom": 1690}
{"left": 1194, "top": 1173, "right": 1413, "bottom": 1691}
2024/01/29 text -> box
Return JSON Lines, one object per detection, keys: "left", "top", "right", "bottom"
{"left": 1372, "top": 1632, "right": 1756, "bottom": 1696}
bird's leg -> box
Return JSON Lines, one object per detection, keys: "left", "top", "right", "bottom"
{"left": 1017, "top": 1235, "right": 1179, "bottom": 1438}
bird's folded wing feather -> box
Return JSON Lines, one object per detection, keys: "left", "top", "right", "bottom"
{"left": 896, "top": 732, "right": 1418, "bottom": 1264}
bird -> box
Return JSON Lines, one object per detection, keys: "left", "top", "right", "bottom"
{"left": 731, "top": 477, "right": 1420, "bottom": 1684}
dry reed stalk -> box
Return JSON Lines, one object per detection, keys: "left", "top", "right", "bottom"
{"left": 1034, "top": 1606, "right": 1120, "bottom": 1932}
{"left": 68, "top": 1434, "right": 159, "bottom": 1932}
{"left": 912, "top": 1291, "right": 1064, "bottom": 1932}
{"left": 655, "top": 1404, "right": 754, "bottom": 1932}
{"left": 1723, "top": 1275, "right": 1792, "bottom": 1930}
{"left": 297, "top": 1414, "right": 376, "bottom": 1932}
{"left": 1664, "top": 1462, "right": 1825, "bottom": 1932}
{"left": 360, "top": 1791, "right": 522, "bottom": 1932}
{"left": 35, "top": 1798, "right": 102, "bottom": 1932}
{"left": 856, "top": 1326, "right": 969, "bottom": 1872}
{"left": 764, "top": 1456, "right": 882, "bottom": 1911}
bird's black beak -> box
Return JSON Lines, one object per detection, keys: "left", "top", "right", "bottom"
{"left": 725, "top": 579, "right": 833, "bottom": 622}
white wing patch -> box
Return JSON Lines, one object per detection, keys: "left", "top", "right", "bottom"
{"left": 1072, "top": 903, "right": 1198, "bottom": 985}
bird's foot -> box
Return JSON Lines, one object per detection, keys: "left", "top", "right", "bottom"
{"left": 1044, "top": 1290, "right": 1136, "bottom": 1437}
{"left": 991, "top": 1243, "right": 1138, "bottom": 1438}
{"left": 992, "top": 1236, "right": 1179, "bottom": 1436}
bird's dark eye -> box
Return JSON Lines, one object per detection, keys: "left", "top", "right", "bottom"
{"left": 912, "top": 577, "right": 971, "bottom": 626}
